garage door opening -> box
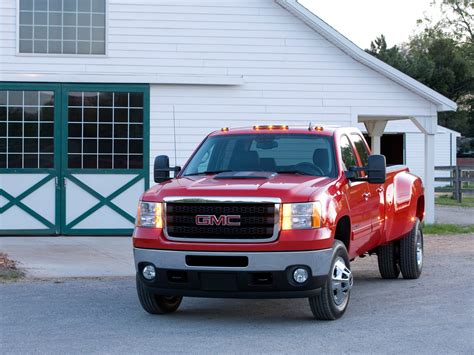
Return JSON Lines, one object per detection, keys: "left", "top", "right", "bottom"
{"left": 364, "top": 133, "right": 405, "bottom": 166}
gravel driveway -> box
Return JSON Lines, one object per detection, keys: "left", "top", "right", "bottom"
{"left": 1, "top": 235, "right": 473, "bottom": 354}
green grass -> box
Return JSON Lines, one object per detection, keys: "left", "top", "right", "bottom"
{"left": 435, "top": 196, "right": 474, "bottom": 208}
{"left": 0, "top": 268, "right": 24, "bottom": 282}
{"left": 423, "top": 224, "right": 474, "bottom": 235}
{"left": 0, "top": 253, "right": 24, "bottom": 282}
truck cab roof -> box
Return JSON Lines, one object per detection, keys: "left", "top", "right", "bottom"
{"left": 209, "top": 125, "right": 344, "bottom": 137}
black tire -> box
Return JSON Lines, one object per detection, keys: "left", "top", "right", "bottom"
{"left": 399, "top": 218, "right": 423, "bottom": 279}
{"left": 377, "top": 241, "right": 400, "bottom": 279}
{"left": 308, "top": 240, "right": 353, "bottom": 320}
{"left": 136, "top": 274, "right": 183, "bottom": 314}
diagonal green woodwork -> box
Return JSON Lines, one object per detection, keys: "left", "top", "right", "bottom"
{"left": 1, "top": 82, "right": 150, "bottom": 235}
{"left": 65, "top": 174, "right": 144, "bottom": 229}
{"left": 0, "top": 175, "right": 56, "bottom": 229}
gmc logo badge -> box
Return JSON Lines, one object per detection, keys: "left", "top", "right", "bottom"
{"left": 195, "top": 215, "right": 241, "bottom": 226}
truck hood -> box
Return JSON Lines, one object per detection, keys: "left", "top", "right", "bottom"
{"left": 142, "top": 174, "right": 334, "bottom": 202}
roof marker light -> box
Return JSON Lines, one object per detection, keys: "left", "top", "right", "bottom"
{"left": 253, "top": 125, "right": 289, "bottom": 130}
{"left": 314, "top": 125, "right": 324, "bottom": 131}
{"left": 221, "top": 127, "right": 229, "bottom": 132}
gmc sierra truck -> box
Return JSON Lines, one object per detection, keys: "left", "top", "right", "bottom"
{"left": 133, "top": 125, "right": 424, "bottom": 320}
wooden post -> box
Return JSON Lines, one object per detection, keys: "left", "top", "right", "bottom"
{"left": 455, "top": 166, "right": 462, "bottom": 203}
{"left": 411, "top": 116, "right": 437, "bottom": 224}
{"left": 452, "top": 167, "right": 457, "bottom": 200}
{"left": 424, "top": 133, "right": 436, "bottom": 223}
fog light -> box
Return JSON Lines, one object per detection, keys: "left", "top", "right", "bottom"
{"left": 293, "top": 268, "right": 309, "bottom": 284}
{"left": 142, "top": 265, "right": 156, "bottom": 280}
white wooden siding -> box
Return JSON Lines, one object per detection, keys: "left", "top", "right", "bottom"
{"left": 404, "top": 130, "right": 457, "bottom": 188}
{"left": 1, "top": 0, "right": 443, "bottom": 181}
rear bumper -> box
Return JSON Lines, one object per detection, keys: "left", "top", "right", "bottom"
{"left": 134, "top": 248, "right": 332, "bottom": 299}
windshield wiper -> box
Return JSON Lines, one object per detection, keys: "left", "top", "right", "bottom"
{"left": 183, "top": 170, "right": 232, "bottom": 176}
{"left": 275, "top": 170, "right": 314, "bottom": 176}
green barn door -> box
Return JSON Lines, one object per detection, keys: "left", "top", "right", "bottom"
{"left": 1, "top": 83, "right": 149, "bottom": 236}
{"left": 0, "top": 83, "right": 61, "bottom": 235}
{"left": 60, "top": 85, "right": 149, "bottom": 235}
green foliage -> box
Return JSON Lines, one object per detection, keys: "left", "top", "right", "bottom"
{"left": 423, "top": 223, "right": 474, "bottom": 234}
{"left": 367, "top": 0, "right": 473, "bottom": 135}
{"left": 428, "top": 0, "right": 473, "bottom": 43}
{"left": 436, "top": 195, "right": 474, "bottom": 207}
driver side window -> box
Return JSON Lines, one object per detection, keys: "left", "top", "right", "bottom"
{"left": 340, "top": 135, "right": 358, "bottom": 171}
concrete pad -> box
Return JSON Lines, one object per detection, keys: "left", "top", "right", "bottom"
{"left": 0, "top": 237, "right": 135, "bottom": 278}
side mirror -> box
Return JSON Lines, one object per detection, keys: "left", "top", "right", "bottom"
{"left": 154, "top": 155, "right": 181, "bottom": 183}
{"left": 347, "top": 154, "right": 386, "bottom": 184}
{"left": 367, "top": 155, "right": 386, "bottom": 184}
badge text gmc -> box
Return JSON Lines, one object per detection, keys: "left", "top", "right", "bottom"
{"left": 133, "top": 125, "right": 424, "bottom": 320}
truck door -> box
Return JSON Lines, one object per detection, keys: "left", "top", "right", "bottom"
{"left": 351, "top": 133, "right": 385, "bottom": 244}
{"left": 339, "top": 135, "right": 372, "bottom": 246}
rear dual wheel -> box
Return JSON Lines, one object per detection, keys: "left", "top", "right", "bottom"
{"left": 377, "top": 218, "right": 423, "bottom": 279}
{"left": 378, "top": 241, "right": 400, "bottom": 279}
{"left": 400, "top": 218, "right": 423, "bottom": 279}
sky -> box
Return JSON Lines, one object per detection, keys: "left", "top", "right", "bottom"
{"left": 298, "top": 0, "right": 436, "bottom": 49}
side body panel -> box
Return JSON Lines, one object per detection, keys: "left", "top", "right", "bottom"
{"left": 383, "top": 169, "right": 424, "bottom": 243}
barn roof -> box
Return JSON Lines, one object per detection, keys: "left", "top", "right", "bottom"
{"left": 277, "top": 0, "right": 458, "bottom": 112}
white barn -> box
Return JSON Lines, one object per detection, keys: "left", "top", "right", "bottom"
{"left": 0, "top": 0, "right": 457, "bottom": 235}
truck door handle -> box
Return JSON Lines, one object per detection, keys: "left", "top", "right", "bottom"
{"left": 376, "top": 187, "right": 384, "bottom": 193}
{"left": 362, "top": 192, "right": 371, "bottom": 199}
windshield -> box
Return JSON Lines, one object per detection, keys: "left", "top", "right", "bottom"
{"left": 182, "top": 134, "right": 337, "bottom": 177}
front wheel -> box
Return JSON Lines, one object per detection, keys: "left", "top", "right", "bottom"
{"left": 308, "top": 241, "right": 353, "bottom": 320}
{"left": 136, "top": 274, "right": 183, "bottom": 314}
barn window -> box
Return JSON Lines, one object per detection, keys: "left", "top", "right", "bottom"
{"left": 67, "top": 91, "right": 144, "bottom": 170}
{"left": 0, "top": 90, "right": 55, "bottom": 169}
{"left": 18, "top": 0, "right": 106, "bottom": 55}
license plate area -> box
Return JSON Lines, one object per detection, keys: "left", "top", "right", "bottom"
{"left": 200, "top": 273, "right": 238, "bottom": 291}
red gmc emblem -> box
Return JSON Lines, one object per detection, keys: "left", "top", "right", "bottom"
{"left": 195, "top": 215, "right": 241, "bottom": 226}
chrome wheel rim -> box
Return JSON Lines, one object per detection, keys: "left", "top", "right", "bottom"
{"left": 331, "top": 257, "right": 353, "bottom": 306}
{"left": 416, "top": 230, "right": 423, "bottom": 268}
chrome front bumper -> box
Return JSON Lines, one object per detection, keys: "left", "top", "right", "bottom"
{"left": 134, "top": 248, "right": 333, "bottom": 276}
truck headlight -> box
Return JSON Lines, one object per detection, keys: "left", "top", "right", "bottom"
{"left": 137, "top": 201, "right": 163, "bottom": 228}
{"left": 281, "top": 202, "right": 321, "bottom": 230}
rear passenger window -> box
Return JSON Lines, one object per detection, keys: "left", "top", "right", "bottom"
{"left": 340, "top": 135, "right": 358, "bottom": 171}
{"left": 351, "top": 134, "right": 370, "bottom": 166}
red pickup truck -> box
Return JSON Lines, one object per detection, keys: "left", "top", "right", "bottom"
{"left": 133, "top": 125, "right": 424, "bottom": 320}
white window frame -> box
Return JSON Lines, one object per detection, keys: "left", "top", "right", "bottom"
{"left": 15, "top": 0, "right": 109, "bottom": 57}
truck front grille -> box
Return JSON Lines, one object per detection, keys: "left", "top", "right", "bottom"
{"left": 164, "top": 200, "right": 280, "bottom": 242}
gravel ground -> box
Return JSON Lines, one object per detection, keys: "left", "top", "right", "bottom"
{"left": 435, "top": 205, "right": 474, "bottom": 225}
{"left": 1, "top": 234, "right": 473, "bottom": 354}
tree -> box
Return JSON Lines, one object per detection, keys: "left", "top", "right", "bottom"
{"left": 367, "top": 0, "right": 473, "bottom": 136}
{"left": 419, "top": 0, "right": 473, "bottom": 44}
